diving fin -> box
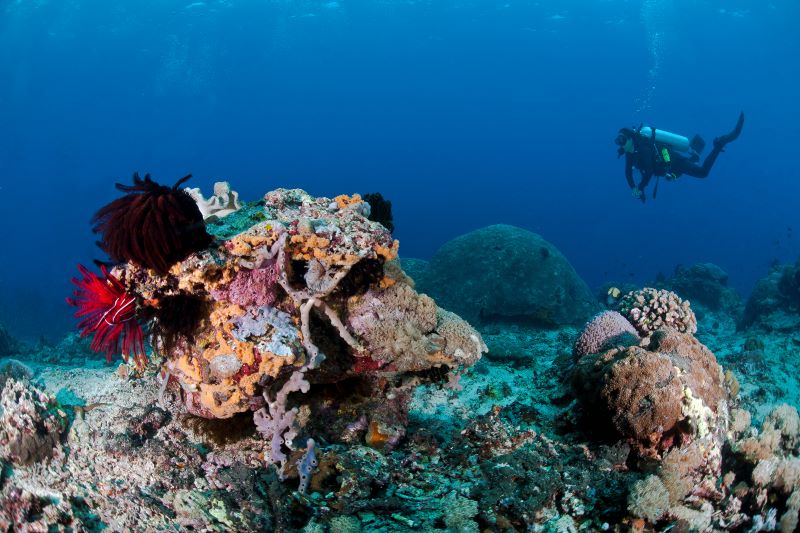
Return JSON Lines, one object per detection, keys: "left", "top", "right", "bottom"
{"left": 714, "top": 111, "right": 745, "bottom": 148}
{"left": 731, "top": 111, "right": 745, "bottom": 140}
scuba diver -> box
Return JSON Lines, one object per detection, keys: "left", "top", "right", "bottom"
{"left": 615, "top": 111, "right": 744, "bottom": 202}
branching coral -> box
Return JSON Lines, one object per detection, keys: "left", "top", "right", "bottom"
{"left": 92, "top": 173, "right": 213, "bottom": 275}
{"left": 66, "top": 264, "right": 146, "bottom": 367}
{"left": 254, "top": 369, "right": 310, "bottom": 467}
{"left": 617, "top": 287, "right": 697, "bottom": 335}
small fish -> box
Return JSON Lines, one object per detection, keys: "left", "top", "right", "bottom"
{"left": 72, "top": 402, "right": 111, "bottom": 418}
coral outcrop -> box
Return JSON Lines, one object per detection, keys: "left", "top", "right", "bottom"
{"left": 0, "top": 324, "right": 19, "bottom": 357}
{"left": 664, "top": 263, "right": 740, "bottom": 313}
{"left": 113, "top": 188, "right": 484, "bottom": 473}
{"left": 0, "top": 378, "right": 66, "bottom": 466}
{"left": 420, "top": 224, "right": 598, "bottom": 327}
{"left": 741, "top": 258, "right": 800, "bottom": 331}
{"left": 617, "top": 287, "right": 697, "bottom": 335}
{"left": 0, "top": 359, "right": 33, "bottom": 390}
{"left": 573, "top": 320, "right": 728, "bottom": 457}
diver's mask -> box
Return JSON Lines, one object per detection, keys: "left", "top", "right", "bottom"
{"left": 615, "top": 131, "right": 634, "bottom": 157}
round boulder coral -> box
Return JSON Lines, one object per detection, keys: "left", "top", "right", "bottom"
{"left": 420, "top": 225, "right": 598, "bottom": 327}
{"left": 617, "top": 288, "right": 697, "bottom": 335}
{"left": 572, "top": 310, "right": 640, "bottom": 358}
{"left": 573, "top": 328, "right": 728, "bottom": 457}
{"left": 666, "top": 263, "right": 740, "bottom": 312}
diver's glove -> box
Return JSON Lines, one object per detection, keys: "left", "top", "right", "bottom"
{"left": 631, "top": 187, "right": 643, "bottom": 199}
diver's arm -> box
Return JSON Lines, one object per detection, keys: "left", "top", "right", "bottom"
{"left": 638, "top": 170, "right": 652, "bottom": 192}
{"left": 625, "top": 157, "right": 636, "bottom": 189}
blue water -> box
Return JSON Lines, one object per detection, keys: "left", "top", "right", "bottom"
{"left": 1, "top": 0, "right": 798, "bottom": 340}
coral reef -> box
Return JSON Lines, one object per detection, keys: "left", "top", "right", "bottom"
{"left": 572, "top": 310, "right": 640, "bottom": 358}
{"left": 617, "top": 287, "right": 697, "bottom": 335}
{"left": 0, "top": 324, "right": 19, "bottom": 357}
{"left": 664, "top": 262, "right": 741, "bottom": 313}
{"left": 2, "top": 289, "right": 799, "bottom": 530}
{"left": 741, "top": 258, "right": 800, "bottom": 331}
{"left": 420, "top": 224, "right": 598, "bottom": 327}
{"left": 0, "top": 359, "right": 33, "bottom": 390}
{"left": 92, "top": 172, "right": 213, "bottom": 275}
{"left": 398, "top": 257, "right": 430, "bottom": 289}
{"left": 185, "top": 180, "right": 242, "bottom": 222}
{"left": 574, "top": 326, "right": 728, "bottom": 458}
{"left": 109, "top": 188, "right": 484, "bottom": 477}
{"left": 1, "top": 181, "right": 790, "bottom": 530}
{"left": 22, "top": 333, "right": 94, "bottom": 367}
{"left": 628, "top": 475, "right": 670, "bottom": 523}
{"left": 0, "top": 378, "right": 66, "bottom": 466}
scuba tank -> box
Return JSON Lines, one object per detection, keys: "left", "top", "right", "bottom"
{"left": 638, "top": 127, "right": 690, "bottom": 152}
{"left": 637, "top": 126, "right": 706, "bottom": 155}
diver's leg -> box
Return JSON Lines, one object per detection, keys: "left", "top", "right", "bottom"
{"left": 669, "top": 154, "right": 706, "bottom": 178}
{"left": 695, "top": 113, "right": 744, "bottom": 176}
{"left": 674, "top": 113, "right": 744, "bottom": 178}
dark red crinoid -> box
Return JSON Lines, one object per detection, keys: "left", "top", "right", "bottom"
{"left": 92, "top": 173, "right": 213, "bottom": 275}
{"left": 66, "top": 264, "right": 147, "bottom": 368}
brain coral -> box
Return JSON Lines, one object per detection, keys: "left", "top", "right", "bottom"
{"left": 617, "top": 288, "right": 697, "bottom": 335}
{"left": 572, "top": 310, "right": 640, "bottom": 358}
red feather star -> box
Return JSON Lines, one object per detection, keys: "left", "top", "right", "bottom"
{"left": 66, "top": 264, "right": 147, "bottom": 368}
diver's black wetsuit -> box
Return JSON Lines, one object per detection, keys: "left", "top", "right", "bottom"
{"left": 624, "top": 111, "right": 745, "bottom": 198}
{"left": 624, "top": 135, "right": 725, "bottom": 192}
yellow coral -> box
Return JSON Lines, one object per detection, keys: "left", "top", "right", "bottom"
{"left": 374, "top": 240, "right": 399, "bottom": 261}
{"left": 173, "top": 354, "right": 203, "bottom": 384}
{"left": 334, "top": 193, "right": 363, "bottom": 209}
{"left": 198, "top": 383, "right": 243, "bottom": 419}
{"left": 228, "top": 234, "right": 274, "bottom": 257}
{"left": 239, "top": 351, "right": 295, "bottom": 396}
{"left": 289, "top": 235, "right": 331, "bottom": 260}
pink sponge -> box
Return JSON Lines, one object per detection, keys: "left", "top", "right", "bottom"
{"left": 573, "top": 310, "right": 639, "bottom": 357}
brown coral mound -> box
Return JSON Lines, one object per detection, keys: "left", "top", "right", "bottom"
{"left": 92, "top": 173, "right": 213, "bottom": 275}
{"left": 573, "top": 328, "right": 728, "bottom": 457}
